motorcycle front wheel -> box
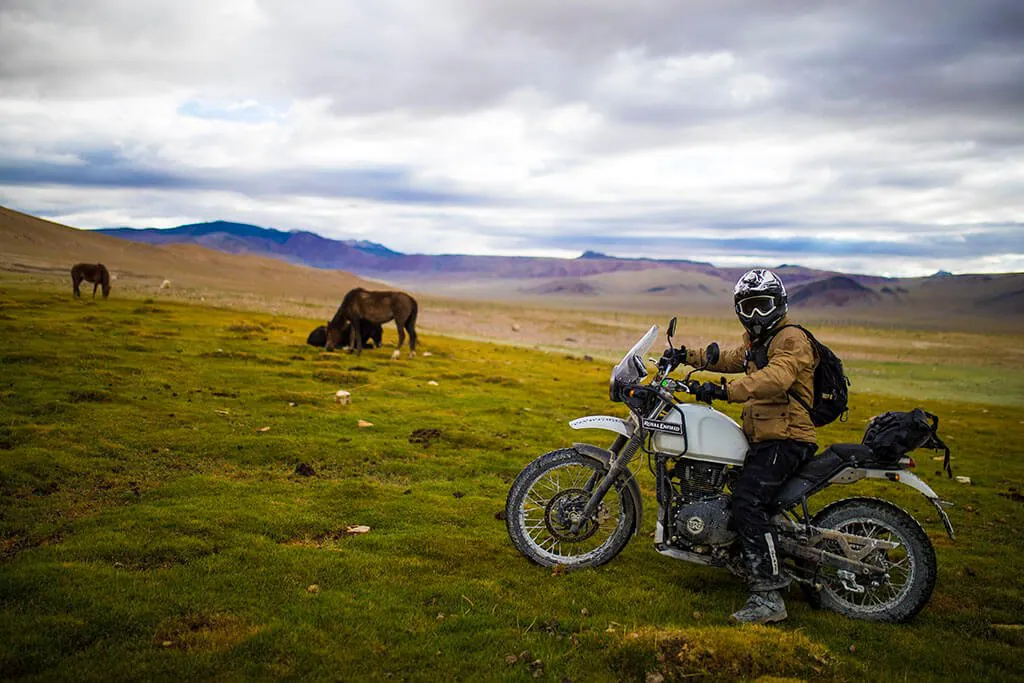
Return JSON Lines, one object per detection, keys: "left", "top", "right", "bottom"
{"left": 505, "top": 448, "right": 637, "bottom": 569}
{"left": 804, "top": 497, "right": 937, "bottom": 623}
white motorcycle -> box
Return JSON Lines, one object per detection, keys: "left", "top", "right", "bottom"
{"left": 505, "top": 319, "right": 955, "bottom": 622}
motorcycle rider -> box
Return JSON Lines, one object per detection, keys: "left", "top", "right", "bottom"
{"left": 661, "top": 268, "right": 818, "bottom": 624}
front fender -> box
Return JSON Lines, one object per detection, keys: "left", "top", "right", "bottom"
{"left": 569, "top": 415, "right": 633, "bottom": 437}
{"left": 572, "top": 442, "right": 644, "bottom": 536}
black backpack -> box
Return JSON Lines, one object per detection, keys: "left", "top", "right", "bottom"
{"left": 757, "top": 324, "right": 850, "bottom": 427}
{"left": 862, "top": 408, "right": 952, "bottom": 477}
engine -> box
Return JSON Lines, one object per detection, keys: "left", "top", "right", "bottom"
{"left": 667, "top": 458, "right": 737, "bottom": 547}
{"left": 671, "top": 458, "right": 729, "bottom": 503}
{"left": 673, "top": 495, "right": 736, "bottom": 546}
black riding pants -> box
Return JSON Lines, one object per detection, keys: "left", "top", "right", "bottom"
{"left": 731, "top": 439, "right": 817, "bottom": 591}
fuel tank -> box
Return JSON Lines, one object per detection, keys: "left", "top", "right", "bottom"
{"left": 651, "top": 404, "right": 749, "bottom": 465}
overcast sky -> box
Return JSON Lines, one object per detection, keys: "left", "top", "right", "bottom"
{"left": 1, "top": 0, "right": 1022, "bottom": 276}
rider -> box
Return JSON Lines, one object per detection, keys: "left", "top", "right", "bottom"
{"left": 661, "top": 268, "right": 818, "bottom": 624}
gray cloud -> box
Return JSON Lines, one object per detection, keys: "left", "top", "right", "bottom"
{"left": 1, "top": 0, "right": 1022, "bottom": 274}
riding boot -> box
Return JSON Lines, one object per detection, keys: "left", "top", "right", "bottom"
{"left": 730, "top": 590, "right": 788, "bottom": 624}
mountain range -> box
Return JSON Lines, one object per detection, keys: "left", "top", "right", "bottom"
{"left": 93, "top": 220, "right": 1024, "bottom": 323}
{"left": 0, "top": 207, "right": 1019, "bottom": 329}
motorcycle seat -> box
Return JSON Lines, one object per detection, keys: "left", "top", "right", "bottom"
{"left": 773, "top": 444, "right": 871, "bottom": 509}
{"left": 829, "top": 443, "right": 873, "bottom": 463}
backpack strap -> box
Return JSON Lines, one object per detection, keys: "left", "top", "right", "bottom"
{"left": 768, "top": 324, "right": 816, "bottom": 419}
{"left": 922, "top": 410, "right": 953, "bottom": 478}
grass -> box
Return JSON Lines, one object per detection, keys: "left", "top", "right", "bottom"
{"left": 1, "top": 278, "right": 1023, "bottom": 681}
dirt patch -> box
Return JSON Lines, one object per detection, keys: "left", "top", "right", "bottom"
{"left": 999, "top": 489, "right": 1024, "bottom": 503}
{"left": 283, "top": 526, "right": 373, "bottom": 549}
{"left": 154, "top": 613, "right": 259, "bottom": 652}
{"left": 409, "top": 428, "right": 442, "bottom": 447}
{"left": 67, "top": 389, "right": 113, "bottom": 403}
{"left": 312, "top": 369, "right": 371, "bottom": 386}
{"left": 607, "top": 626, "right": 838, "bottom": 681}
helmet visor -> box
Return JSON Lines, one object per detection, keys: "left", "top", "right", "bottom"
{"left": 737, "top": 295, "right": 777, "bottom": 319}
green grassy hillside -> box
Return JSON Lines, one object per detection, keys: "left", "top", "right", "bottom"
{"left": 1, "top": 278, "right": 1022, "bottom": 681}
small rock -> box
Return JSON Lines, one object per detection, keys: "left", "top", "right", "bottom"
{"left": 307, "top": 584, "right": 320, "bottom": 593}
{"left": 955, "top": 476, "right": 972, "bottom": 485}
{"left": 518, "top": 650, "right": 532, "bottom": 662}
{"left": 428, "top": 380, "right": 439, "bottom": 386}
{"left": 692, "top": 611, "right": 703, "bottom": 621}
{"left": 255, "top": 426, "right": 271, "bottom": 433}
{"left": 453, "top": 491, "right": 465, "bottom": 499}
{"left": 345, "top": 525, "right": 371, "bottom": 535}
{"left": 288, "top": 402, "right": 297, "bottom": 407}
{"left": 336, "top": 390, "right": 351, "bottom": 405}
{"left": 580, "top": 607, "right": 589, "bottom": 616}
{"left": 646, "top": 673, "right": 665, "bottom": 683}
{"left": 422, "top": 351, "right": 432, "bottom": 357}
{"left": 357, "top": 419, "right": 373, "bottom": 428}
{"left": 511, "top": 323, "right": 521, "bottom": 332}
{"left": 583, "top": 355, "right": 594, "bottom": 361}
{"left": 505, "top": 655, "right": 518, "bottom": 665}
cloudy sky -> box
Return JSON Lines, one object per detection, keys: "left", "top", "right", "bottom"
{"left": 1, "top": 0, "right": 1022, "bottom": 276}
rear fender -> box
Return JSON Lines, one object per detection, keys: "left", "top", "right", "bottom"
{"left": 827, "top": 468, "right": 955, "bottom": 540}
{"left": 572, "top": 442, "right": 643, "bottom": 536}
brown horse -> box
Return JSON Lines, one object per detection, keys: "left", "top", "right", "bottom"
{"left": 71, "top": 263, "right": 111, "bottom": 299}
{"left": 326, "top": 288, "right": 418, "bottom": 358}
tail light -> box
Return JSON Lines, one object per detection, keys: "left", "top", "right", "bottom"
{"left": 898, "top": 456, "right": 916, "bottom": 468}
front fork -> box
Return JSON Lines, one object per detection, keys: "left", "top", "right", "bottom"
{"left": 569, "top": 433, "right": 643, "bottom": 534}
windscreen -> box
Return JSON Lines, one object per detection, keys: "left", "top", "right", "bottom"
{"left": 609, "top": 324, "right": 658, "bottom": 401}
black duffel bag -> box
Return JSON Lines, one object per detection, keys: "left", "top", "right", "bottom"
{"left": 862, "top": 408, "right": 952, "bottom": 477}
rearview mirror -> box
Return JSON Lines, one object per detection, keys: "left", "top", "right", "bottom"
{"left": 667, "top": 317, "right": 677, "bottom": 339}
{"left": 705, "top": 342, "right": 720, "bottom": 367}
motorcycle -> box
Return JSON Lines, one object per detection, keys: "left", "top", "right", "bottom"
{"left": 505, "top": 319, "right": 955, "bottom": 622}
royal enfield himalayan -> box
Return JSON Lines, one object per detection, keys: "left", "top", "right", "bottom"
{"left": 505, "top": 320, "right": 955, "bottom": 622}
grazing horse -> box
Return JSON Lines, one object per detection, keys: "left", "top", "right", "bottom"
{"left": 71, "top": 263, "right": 111, "bottom": 299}
{"left": 326, "top": 288, "right": 418, "bottom": 358}
{"left": 306, "top": 320, "right": 383, "bottom": 349}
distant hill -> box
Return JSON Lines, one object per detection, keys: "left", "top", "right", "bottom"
{"left": 97, "top": 220, "right": 728, "bottom": 279}
{"left": 99, "top": 222, "right": 401, "bottom": 270}
{"left": 789, "top": 276, "right": 882, "bottom": 307}
{"left": 0, "top": 207, "right": 378, "bottom": 304}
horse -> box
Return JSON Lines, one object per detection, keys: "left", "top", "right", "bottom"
{"left": 326, "top": 288, "right": 418, "bottom": 358}
{"left": 307, "top": 320, "right": 383, "bottom": 349}
{"left": 71, "top": 263, "right": 111, "bottom": 299}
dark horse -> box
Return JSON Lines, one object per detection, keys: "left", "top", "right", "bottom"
{"left": 306, "top": 320, "right": 383, "bottom": 349}
{"left": 326, "top": 288, "right": 418, "bottom": 358}
{"left": 71, "top": 263, "right": 111, "bottom": 299}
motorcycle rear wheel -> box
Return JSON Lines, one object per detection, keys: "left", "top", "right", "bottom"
{"left": 506, "top": 448, "right": 636, "bottom": 569}
{"left": 803, "top": 497, "right": 937, "bottom": 623}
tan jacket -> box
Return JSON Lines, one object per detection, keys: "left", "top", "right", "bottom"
{"left": 686, "top": 319, "right": 818, "bottom": 445}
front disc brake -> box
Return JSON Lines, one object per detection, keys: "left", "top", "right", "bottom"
{"left": 544, "top": 488, "right": 608, "bottom": 542}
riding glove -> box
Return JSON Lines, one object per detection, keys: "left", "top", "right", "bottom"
{"left": 658, "top": 346, "right": 687, "bottom": 372}
{"left": 694, "top": 380, "right": 728, "bottom": 404}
